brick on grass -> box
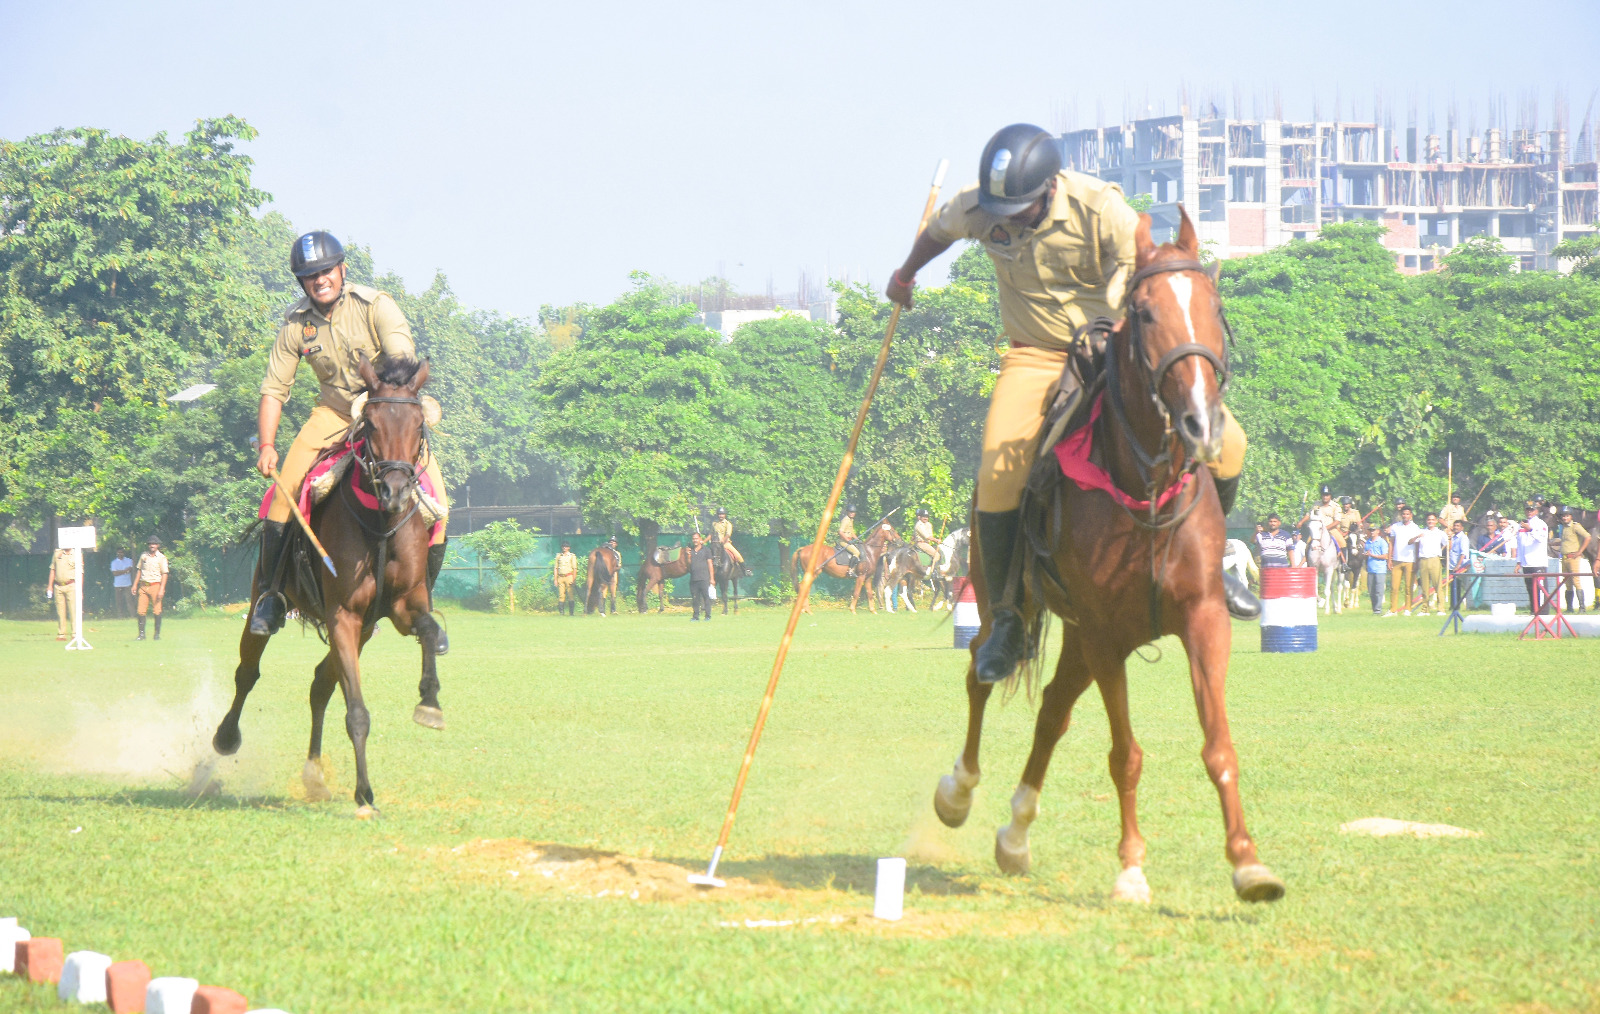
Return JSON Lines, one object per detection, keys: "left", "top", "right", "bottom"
{"left": 191, "top": 985, "right": 249, "bottom": 1014}
{"left": 16, "top": 936, "right": 64, "bottom": 984}
{"left": 107, "top": 959, "right": 153, "bottom": 1013}
{"left": 145, "top": 976, "right": 198, "bottom": 1014}
{"left": 60, "top": 950, "right": 113, "bottom": 1003}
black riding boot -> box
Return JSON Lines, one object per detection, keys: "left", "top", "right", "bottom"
{"left": 153, "top": 614, "right": 162, "bottom": 640}
{"left": 137, "top": 616, "right": 146, "bottom": 641}
{"left": 248, "top": 520, "right": 289, "bottom": 637}
{"left": 1212, "top": 474, "right": 1262, "bottom": 621}
{"left": 426, "top": 540, "right": 450, "bottom": 655}
{"left": 973, "top": 510, "right": 1026, "bottom": 684}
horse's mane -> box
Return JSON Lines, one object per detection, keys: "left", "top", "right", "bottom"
{"left": 373, "top": 356, "right": 423, "bottom": 387}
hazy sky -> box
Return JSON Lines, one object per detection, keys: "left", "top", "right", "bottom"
{"left": 4, "top": 1, "right": 1596, "bottom": 319}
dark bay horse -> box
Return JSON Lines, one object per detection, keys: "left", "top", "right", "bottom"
{"left": 586, "top": 544, "right": 620, "bottom": 615}
{"left": 711, "top": 542, "right": 749, "bottom": 615}
{"left": 789, "top": 522, "right": 900, "bottom": 614}
{"left": 933, "top": 210, "right": 1285, "bottom": 904}
{"left": 213, "top": 354, "right": 444, "bottom": 813}
{"left": 637, "top": 543, "right": 688, "bottom": 612}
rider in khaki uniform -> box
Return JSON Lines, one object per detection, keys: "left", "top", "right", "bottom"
{"left": 887, "top": 124, "right": 1254, "bottom": 682}
{"left": 912, "top": 508, "right": 939, "bottom": 564}
{"left": 552, "top": 541, "right": 579, "bottom": 616}
{"left": 1337, "top": 497, "right": 1362, "bottom": 539}
{"left": 1438, "top": 492, "right": 1466, "bottom": 533}
{"left": 248, "top": 232, "right": 450, "bottom": 644}
{"left": 837, "top": 504, "right": 862, "bottom": 569}
{"left": 710, "top": 507, "right": 744, "bottom": 566}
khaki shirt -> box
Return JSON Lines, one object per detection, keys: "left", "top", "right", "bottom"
{"left": 839, "top": 516, "right": 857, "bottom": 542}
{"left": 261, "top": 284, "right": 415, "bottom": 416}
{"left": 914, "top": 520, "right": 935, "bottom": 543}
{"left": 1560, "top": 522, "right": 1590, "bottom": 556}
{"left": 1438, "top": 504, "right": 1466, "bottom": 530}
{"left": 712, "top": 519, "right": 734, "bottom": 542}
{"left": 553, "top": 551, "right": 579, "bottom": 577}
{"left": 1312, "top": 501, "right": 1339, "bottom": 531}
{"left": 1339, "top": 507, "right": 1362, "bottom": 536}
{"left": 926, "top": 171, "right": 1140, "bottom": 349}
{"left": 51, "top": 549, "right": 76, "bottom": 584}
{"left": 136, "top": 551, "right": 168, "bottom": 584}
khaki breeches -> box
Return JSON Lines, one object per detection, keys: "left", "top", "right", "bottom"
{"left": 137, "top": 586, "right": 162, "bottom": 616}
{"left": 721, "top": 542, "right": 744, "bottom": 564}
{"left": 268, "top": 405, "right": 448, "bottom": 545}
{"left": 55, "top": 586, "right": 73, "bottom": 635}
{"left": 554, "top": 575, "right": 576, "bottom": 602}
{"left": 976, "top": 346, "right": 1248, "bottom": 512}
{"left": 1418, "top": 557, "right": 1443, "bottom": 609}
{"left": 1390, "top": 561, "right": 1415, "bottom": 609}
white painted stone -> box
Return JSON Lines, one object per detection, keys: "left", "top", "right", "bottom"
{"left": 145, "top": 977, "right": 200, "bottom": 1014}
{"left": 59, "top": 950, "right": 113, "bottom": 1003}
{"left": 873, "top": 857, "right": 906, "bottom": 920}
{"left": 0, "top": 921, "right": 30, "bottom": 974}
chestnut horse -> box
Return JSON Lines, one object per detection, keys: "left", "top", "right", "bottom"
{"left": 636, "top": 543, "right": 689, "bottom": 612}
{"left": 789, "top": 522, "right": 901, "bottom": 614}
{"left": 213, "top": 354, "right": 444, "bottom": 813}
{"left": 933, "top": 211, "right": 1284, "bottom": 905}
{"left": 586, "top": 545, "right": 621, "bottom": 615}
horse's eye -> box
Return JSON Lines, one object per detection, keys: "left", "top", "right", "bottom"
{"left": 1138, "top": 306, "right": 1155, "bottom": 325}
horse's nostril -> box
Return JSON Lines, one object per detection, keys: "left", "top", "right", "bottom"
{"left": 1183, "top": 414, "right": 1203, "bottom": 438}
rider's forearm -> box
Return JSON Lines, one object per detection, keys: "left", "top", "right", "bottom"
{"left": 898, "top": 231, "right": 954, "bottom": 283}
{"left": 258, "top": 396, "right": 283, "bottom": 453}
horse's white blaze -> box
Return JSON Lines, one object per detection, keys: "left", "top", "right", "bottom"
{"left": 1166, "top": 274, "right": 1213, "bottom": 446}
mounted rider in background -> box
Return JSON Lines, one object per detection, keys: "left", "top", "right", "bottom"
{"left": 836, "top": 504, "right": 863, "bottom": 573}
{"left": 710, "top": 507, "right": 746, "bottom": 570}
{"left": 912, "top": 508, "right": 939, "bottom": 566}
{"left": 249, "top": 231, "right": 451, "bottom": 648}
{"left": 887, "top": 124, "right": 1257, "bottom": 683}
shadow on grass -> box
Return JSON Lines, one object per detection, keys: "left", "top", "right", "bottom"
{"left": 661, "top": 852, "right": 982, "bottom": 896}
{"left": 23, "top": 788, "right": 295, "bottom": 812}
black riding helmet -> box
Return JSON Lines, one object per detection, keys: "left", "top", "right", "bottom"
{"left": 290, "top": 231, "right": 346, "bottom": 278}
{"left": 715, "top": 507, "right": 728, "bottom": 517}
{"left": 845, "top": 503, "right": 857, "bottom": 514}
{"left": 977, "top": 124, "right": 1061, "bottom": 216}
{"left": 916, "top": 507, "right": 930, "bottom": 518}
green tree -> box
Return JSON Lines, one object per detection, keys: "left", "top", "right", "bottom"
{"left": 460, "top": 519, "right": 537, "bottom": 612}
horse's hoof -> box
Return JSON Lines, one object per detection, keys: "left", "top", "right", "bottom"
{"left": 994, "top": 827, "right": 1031, "bottom": 875}
{"left": 354, "top": 804, "right": 381, "bottom": 821}
{"left": 1232, "top": 863, "right": 1285, "bottom": 903}
{"left": 413, "top": 705, "right": 446, "bottom": 730}
{"left": 212, "top": 725, "right": 241, "bottom": 757}
{"left": 1112, "top": 866, "right": 1151, "bottom": 903}
{"left": 933, "top": 775, "right": 973, "bottom": 828}
{"left": 302, "top": 759, "right": 332, "bottom": 802}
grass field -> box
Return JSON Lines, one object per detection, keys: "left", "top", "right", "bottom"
{"left": 1, "top": 603, "right": 1597, "bottom": 1012}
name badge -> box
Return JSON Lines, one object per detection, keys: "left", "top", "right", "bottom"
{"left": 303, "top": 344, "right": 323, "bottom": 357}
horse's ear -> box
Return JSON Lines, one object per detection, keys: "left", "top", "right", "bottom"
{"left": 409, "top": 358, "right": 430, "bottom": 392}
{"left": 1175, "top": 205, "right": 1199, "bottom": 256}
{"left": 357, "top": 351, "right": 379, "bottom": 391}
{"left": 1205, "top": 260, "right": 1220, "bottom": 283}
{"left": 1134, "top": 213, "right": 1157, "bottom": 266}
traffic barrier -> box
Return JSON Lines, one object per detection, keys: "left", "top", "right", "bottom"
{"left": 1260, "top": 568, "right": 1317, "bottom": 652}
{"left": 60, "top": 950, "right": 112, "bottom": 1003}
{"left": 15, "top": 936, "right": 64, "bottom": 984}
{"left": 106, "top": 959, "right": 152, "bottom": 1012}
{"left": 192, "top": 985, "right": 250, "bottom": 1014}
{"left": 144, "top": 977, "right": 198, "bottom": 1014}
{"left": 952, "top": 578, "right": 980, "bottom": 649}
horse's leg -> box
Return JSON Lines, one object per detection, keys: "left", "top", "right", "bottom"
{"left": 213, "top": 625, "right": 270, "bottom": 756}
{"left": 933, "top": 659, "right": 996, "bottom": 829}
{"left": 994, "top": 636, "right": 1096, "bottom": 875}
{"left": 401, "top": 595, "right": 445, "bottom": 730}
{"left": 328, "top": 609, "right": 378, "bottom": 811}
{"left": 1098, "top": 662, "right": 1150, "bottom": 903}
{"left": 1181, "top": 603, "right": 1284, "bottom": 902}
{"left": 303, "top": 653, "right": 338, "bottom": 801}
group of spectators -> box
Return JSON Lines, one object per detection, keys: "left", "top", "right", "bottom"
{"left": 1251, "top": 489, "right": 1593, "bottom": 617}
{"left": 43, "top": 539, "right": 169, "bottom": 641}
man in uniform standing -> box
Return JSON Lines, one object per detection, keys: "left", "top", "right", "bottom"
{"left": 1557, "top": 506, "right": 1591, "bottom": 612}
{"left": 836, "top": 504, "right": 862, "bottom": 572}
{"left": 248, "top": 232, "right": 450, "bottom": 645}
{"left": 1439, "top": 492, "right": 1466, "bottom": 534}
{"left": 552, "top": 540, "right": 579, "bottom": 616}
{"left": 132, "top": 538, "right": 169, "bottom": 640}
{"left": 45, "top": 545, "right": 77, "bottom": 641}
{"left": 912, "top": 508, "right": 939, "bottom": 566}
{"left": 1414, "top": 512, "right": 1449, "bottom": 615}
{"left": 710, "top": 507, "right": 745, "bottom": 570}
{"left": 887, "top": 124, "right": 1256, "bottom": 683}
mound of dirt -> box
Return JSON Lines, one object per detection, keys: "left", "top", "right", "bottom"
{"left": 447, "top": 839, "right": 778, "bottom": 902}
{"left": 1340, "top": 817, "right": 1481, "bottom": 839}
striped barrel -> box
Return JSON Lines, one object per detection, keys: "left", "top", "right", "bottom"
{"left": 952, "top": 577, "right": 981, "bottom": 649}
{"left": 1259, "top": 568, "right": 1317, "bottom": 653}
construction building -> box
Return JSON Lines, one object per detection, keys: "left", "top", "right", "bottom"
{"left": 1060, "top": 102, "right": 1597, "bottom": 273}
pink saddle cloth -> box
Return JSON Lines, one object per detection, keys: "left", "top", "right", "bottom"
{"left": 259, "top": 440, "right": 444, "bottom": 540}
{"left": 1051, "top": 394, "right": 1192, "bottom": 512}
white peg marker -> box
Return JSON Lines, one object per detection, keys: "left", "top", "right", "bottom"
{"left": 873, "top": 857, "right": 906, "bottom": 920}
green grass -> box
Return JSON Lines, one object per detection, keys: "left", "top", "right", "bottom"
{"left": 1, "top": 604, "right": 1597, "bottom": 1012}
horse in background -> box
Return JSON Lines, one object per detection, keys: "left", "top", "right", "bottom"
{"left": 636, "top": 543, "right": 689, "bottom": 613}
{"left": 712, "top": 541, "right": 751, "bottom": 615}
{"left": 1222, "top": 538, "right": 1257, "bottom": 590}
{"left": 1305, "top": 516, "right": 1344, "bottom": 614}
{"left": 878, "top": 542, "right": 934, "bottom": 613}
{"left": 789, "top": 521, "right": 901, "bottom": 614}
{"left": 586, "top": 544, "right": 620, "bottom": 615}
{"left": 928, "top": 526, "right": 971, "bottom": 610}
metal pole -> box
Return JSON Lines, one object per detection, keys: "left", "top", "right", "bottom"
{"left": 690, "top": 158, "right": 949, "bottom": 887}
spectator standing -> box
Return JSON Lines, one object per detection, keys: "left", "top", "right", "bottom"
{"left": 688, "top": 532, "right": 715, "bottom": 621}
{"left": 551, "top": 541, "right": 579, "bottom": 616}
{"left": 1414, "top": 512, "right": 1449, "bottom": 615}
{"left": 1363, "top": 528, "right": 1390, "bottom": 614}
{"left": 45, "top": 546, "right": 77, "bottom": 641}
{"left": 110, "top": 549, "right": 135, "bottom": 618}
{"left": 1288, "top": 530, "right": 1307, "bottom": 568}
{"left": 133, "top": 539, "right": 169, "bottom": 641}
{"left": 1557, "top": 506, "right": 1591, "bottom": 612}
{"left": 1516, "top": 506, "right": 1551, "bottom": 614}
{"left": 1255, "top": 515, "right": 1292, "bottom": 568}
{"left": 1386, "top": 506, "right": 1422, "bottom": 616}
{"left": 1439, "top": 492, "right": 1467, "bottom": 533}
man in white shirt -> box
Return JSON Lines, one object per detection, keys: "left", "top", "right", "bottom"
{"left": 1386, "top": 506, "right": 1422, "bottom": 616}
{"left": 1288, "top": 530, "right": 1307, "bottom": 568}
{"left": 109, "top": 549, "right": 135, "bottom": 618}
{"left": 1517, "top": 505, "right": 1551, "bottom": 614}
{"left": 1414, "top": 512, "right": 1450, "bottom": 615}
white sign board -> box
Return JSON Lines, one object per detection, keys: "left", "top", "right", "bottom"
{"left": 57, "top": 526, "right": 98, "bottom": 550}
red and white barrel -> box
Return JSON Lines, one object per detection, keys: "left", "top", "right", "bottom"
{"left": 1259, "top": 568, "right": 1317, "bottom": 652}
{"left": 952, "top": 577, "right": 980, "bottom": 649}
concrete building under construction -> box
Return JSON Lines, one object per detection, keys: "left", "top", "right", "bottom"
{"left": 1059, "top": 102, "right": 1598, "bottom": 273}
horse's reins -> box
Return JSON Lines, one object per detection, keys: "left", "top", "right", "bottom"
{"left": 340, "top": 393, "right": 432, "bottom": 632}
